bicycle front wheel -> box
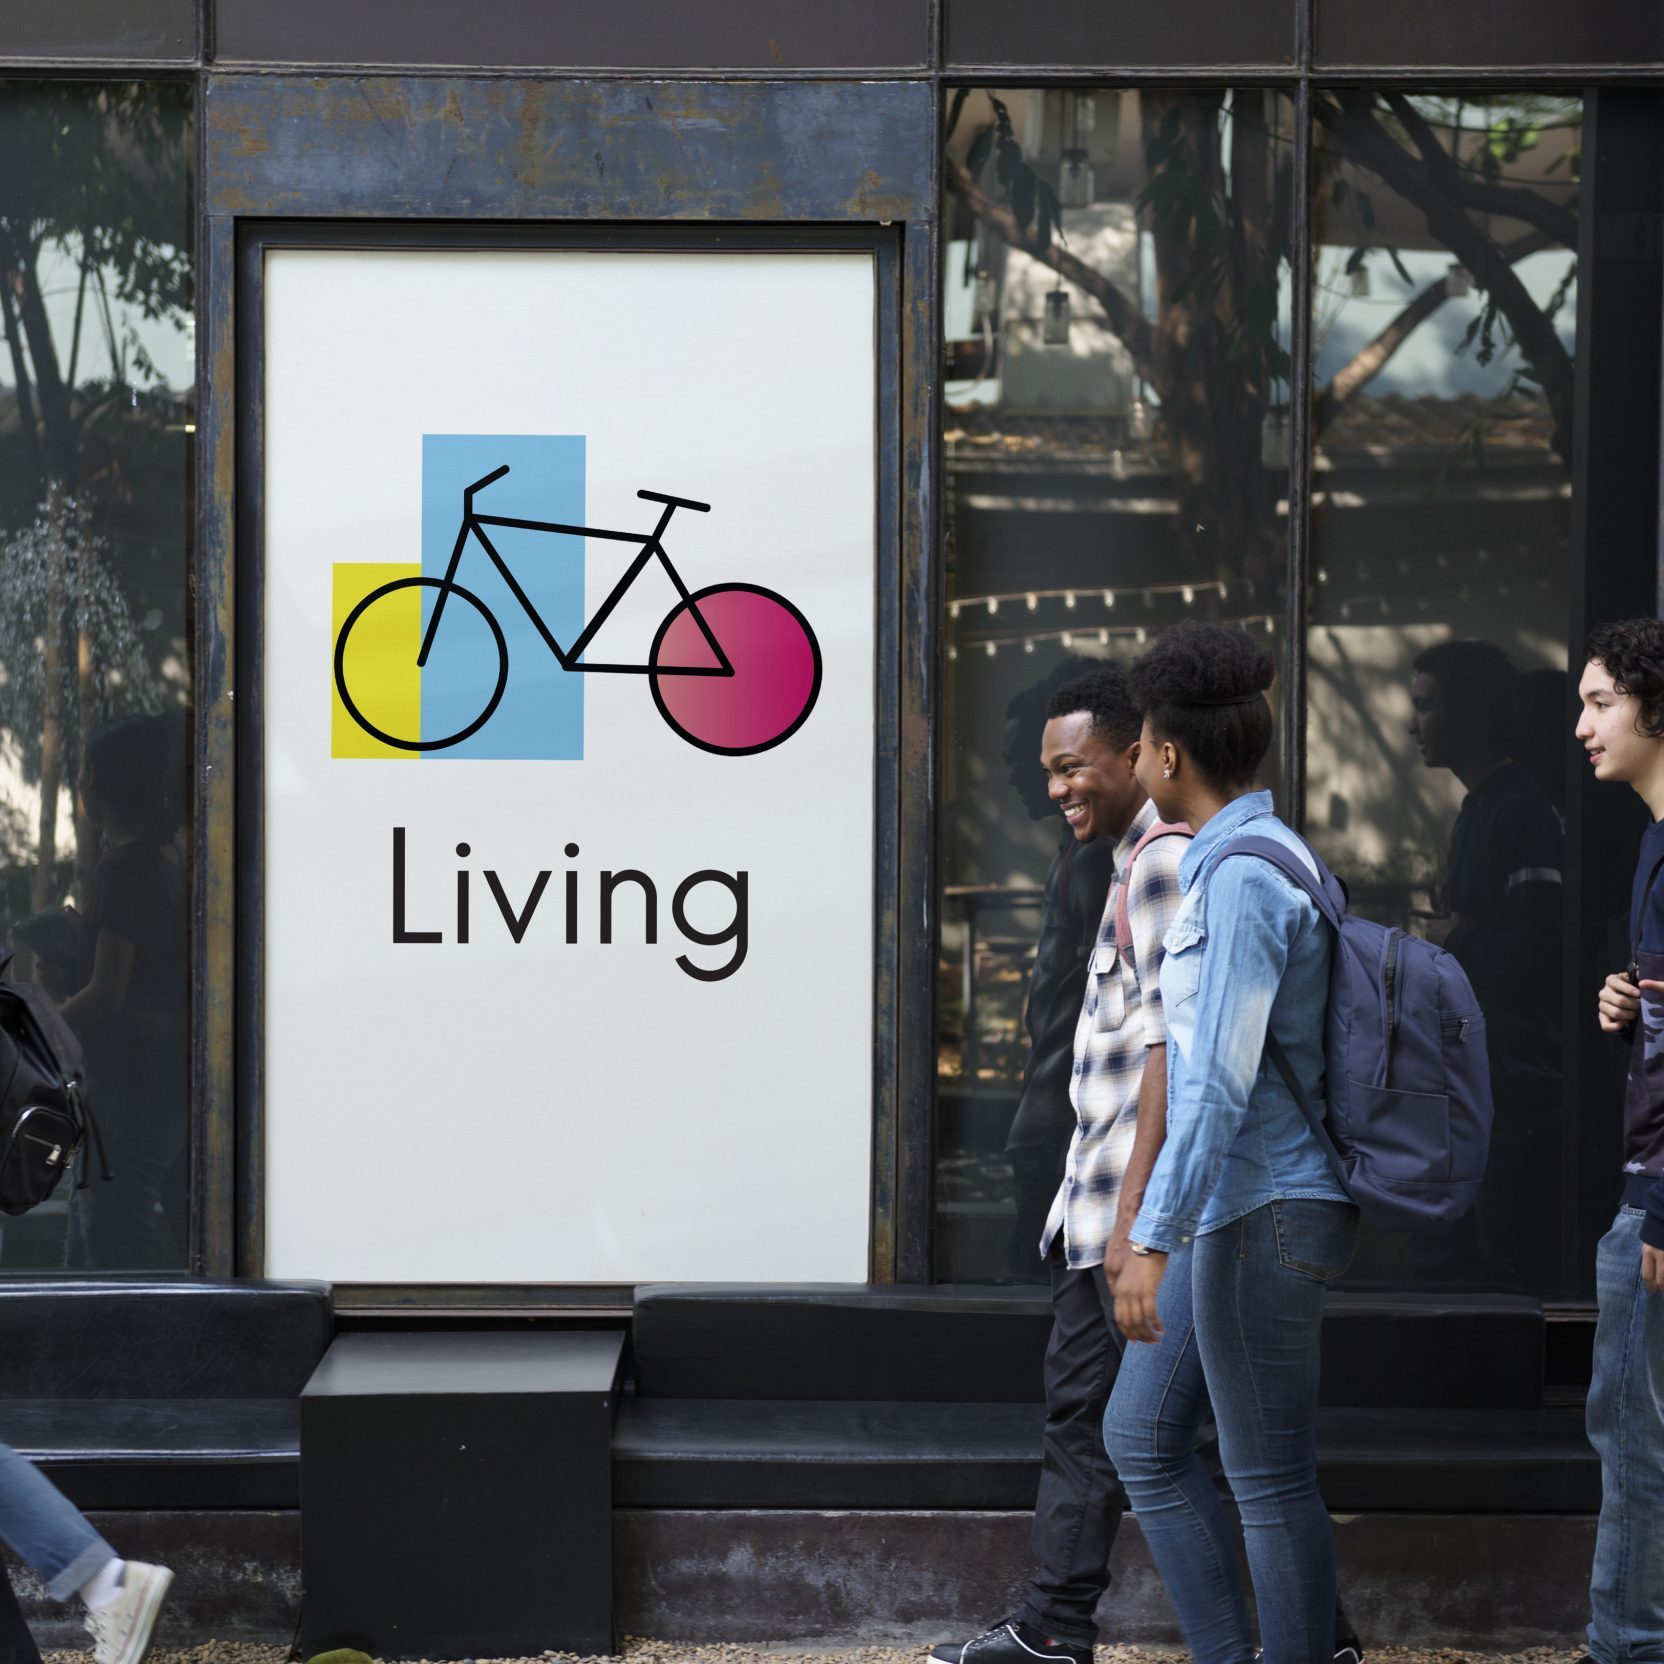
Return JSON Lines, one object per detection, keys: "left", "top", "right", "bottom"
{"left": 649, "top": 583, "right": 822, "bottom": 755}
{"left": 335, "top": 576, "right": 509, "bottom": 752}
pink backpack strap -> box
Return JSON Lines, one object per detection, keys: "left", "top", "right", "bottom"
{"left": 1113, "top": 820, "right": 1192, "bottom": 958}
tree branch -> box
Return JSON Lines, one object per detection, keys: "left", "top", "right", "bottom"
{"left": 1316, "top": 227, "right": 1553, "bottom": 429}
{"left": 1382, "top": 91, "right": 1578, "bottom": 249}
{"left": 1315, "top": 91, "right": 1576, "bottom": 460}
{"left": 946, "top": 154, "right": 1157, "bottom": 385}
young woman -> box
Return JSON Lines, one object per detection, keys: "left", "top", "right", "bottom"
{"left": 1104, "top": 620, "right": 1357, "bottom": 1664}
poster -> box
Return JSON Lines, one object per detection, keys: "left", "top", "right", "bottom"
{"left": 261, "top": 246, "right": 877, "bottom": 1282}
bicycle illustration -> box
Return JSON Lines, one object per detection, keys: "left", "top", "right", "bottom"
{"left": 333, "top": 464, "right": 823, "bottom": 757}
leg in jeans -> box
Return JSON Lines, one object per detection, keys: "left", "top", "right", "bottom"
{"left": 1587, "top": 1206, "right": 1664, "bottom": 1664}
{"left": 1016, "top": 1248, "right": 1128, "bottom": 1646}
{"left": 1105, "top": 1238, "right": 1254, "bottom": 1664}
{"left": 0, "top": 1443, "right": 113, "bottom": 1601}
{"left": 1194, "top": 1201, "right": 1358, "bottom": 1664}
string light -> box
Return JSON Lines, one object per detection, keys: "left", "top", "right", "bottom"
{"left": 987, "top": 597, "right": 1000, "bottom": 614}
{"left": 1025, "top": 592, "right": 1039, "bottom": 611}
{"left": 948, "top": 579, "right": 1227, "bottom": 615}
{"left": 1103, "top": 590, "right": 1116, "bottom": 608}
{"left": 1064, "top": 591, "right": 1076, "bottom": 609}
{"left": 1181, "top": 585, "right": 1195, "bottom": 605}
{"left": 954, "top": 613, "right": 1279, "bottom": 657}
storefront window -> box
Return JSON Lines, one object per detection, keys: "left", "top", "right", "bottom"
{"left": 0, "top": 81, "right": 193, "bottom": 1270}
{"left": 937, "top": 87, "right": 1294, "bottom": 1280}
{"left": 1304, "top": 92, "right": 1583, "bottom": 1295}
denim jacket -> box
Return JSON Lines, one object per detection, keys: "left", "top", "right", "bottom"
{"left": 1131, "top": 791, "right": 1350, "bottom": 1252}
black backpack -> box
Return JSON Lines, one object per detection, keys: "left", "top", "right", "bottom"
{"left": 0, "top": 945, "right": 99, "bottom": 1214}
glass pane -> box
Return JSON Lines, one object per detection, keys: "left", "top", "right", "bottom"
{"left": 0, "top": 81, "right": 194, "bottom": 1270}
{"left": 1306, "top": 91, "right": 1581, "bottom": 1295}
{"left": 938, "top": 87, "right": 1293, "bottom": 1281}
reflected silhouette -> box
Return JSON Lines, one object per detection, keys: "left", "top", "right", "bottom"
{"left": 1408, "top": 640, "right": 1563, "bottom": 1287}
{"left": 58, "top": 713, "right": 188, "bottom": 1269}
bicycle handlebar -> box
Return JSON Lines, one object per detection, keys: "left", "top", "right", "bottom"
{"left": 466, "top": 464, "right": 512, "bottom": 500}
{"left": 637, "top": 490, "right": 711, "bottom": 513}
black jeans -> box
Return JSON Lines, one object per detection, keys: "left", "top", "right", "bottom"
{"left": 0, "top": 1564, "right": 42, "bottom": 1664}
{"left": 1015, "top": 1248, "right": 1133, "bottom": 1646}
{"left": 1016, "top": 1244, "right": 1357, "bottom": 1652}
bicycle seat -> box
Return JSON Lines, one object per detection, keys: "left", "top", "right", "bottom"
{"left": 637, "top": 490, "right": 711, "bottom": 513}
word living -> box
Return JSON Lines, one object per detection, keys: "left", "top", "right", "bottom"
{"left": 389, "top": 827, "right": 749, "bottom": 982}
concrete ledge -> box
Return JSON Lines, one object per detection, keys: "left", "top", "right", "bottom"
{"left": 615, "top": 1509, "right": 1598, "bottom": 1651}
{"left": 5, "top": 1508, "right": 1600, "bottom": 1652}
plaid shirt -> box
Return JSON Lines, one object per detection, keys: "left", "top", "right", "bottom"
{"left": 1041, "top": 799, "right": 1189, "bottom": 1268}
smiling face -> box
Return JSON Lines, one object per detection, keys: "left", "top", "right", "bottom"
{"left": 1577, "top": 657, "right": 1660, "bottom": 785}
{"left": 1039, "top": 710, "right": 1143, "bottom": 842}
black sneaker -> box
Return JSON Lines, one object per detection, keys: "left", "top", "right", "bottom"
{"left": 929, "top": 1620, "right": 1093, "bottom": 1664}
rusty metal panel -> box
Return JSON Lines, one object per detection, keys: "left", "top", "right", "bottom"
{"left": 201, "top": 78, "right": 936, "bottom": 1290}
{"left": 212, "top": 0, "right": 930, "bottom": 72}
{"left": 1318, "top": 0, "right": 1664, "bottom": 66}
{"left": 945, "top": 0, "right": 1297, "bottom": 70}
{"left": 0, "top": 0, "right": 193, "bottom": 61}
{"left": 204, "top": 77, "right": 932, "bottom": 222}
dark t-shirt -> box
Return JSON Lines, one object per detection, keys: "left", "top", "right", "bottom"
{"left": 1006, "top": 832, "right": 1117, "bottom": 1155}
{"left": 1443, "top": 760, "right": 1563, "bottom": 1075}
{"left": 1626, "top": 817, "right": 1664, "bottom": 1244}
{"left": 76, "top": 840, "right": 188, "bottom": 1087}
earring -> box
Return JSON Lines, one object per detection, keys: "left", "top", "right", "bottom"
{"left": 1162, "top": 766, "right": 1173, "bottom": 779}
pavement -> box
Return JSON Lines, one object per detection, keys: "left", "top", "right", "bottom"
{"left": 42, "top": 1645, "right": 1592, "bottom": 1664}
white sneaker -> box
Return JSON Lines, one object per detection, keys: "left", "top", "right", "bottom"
{"left": 83, "top": 1561, "right": 173, "bottom": 1664}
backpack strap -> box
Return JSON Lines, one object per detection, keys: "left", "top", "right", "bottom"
{"left": 1205, "top": 834, "right": 1345, "bottom": 932}
{"left": 1205, "top": 834, "right": 1352, "bottom": 1192}
{"left": 1113, "top": 820, "right": 1192, "bottom": 957}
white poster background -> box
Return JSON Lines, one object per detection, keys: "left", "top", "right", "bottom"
{"left": 262, "top": 248, "right": 876, "bottom": 1282}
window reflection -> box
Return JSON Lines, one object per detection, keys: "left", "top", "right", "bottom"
{"left": 1305, "top": 92, "right": 1580, "bottom": 1294}
{"left": 0, "top": 82, "right": 193, "bottom": 1270}
{"left": 937, "top": 88, "right": 1292, "bottom": 1280}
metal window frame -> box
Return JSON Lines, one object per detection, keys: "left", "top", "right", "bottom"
{"left": 0, "top": 0, "right": 1656, "bottom": 1299}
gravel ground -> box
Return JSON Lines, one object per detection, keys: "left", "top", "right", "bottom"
{"left": 40, "top": 1645, "right": 1592, "bottom": 1664}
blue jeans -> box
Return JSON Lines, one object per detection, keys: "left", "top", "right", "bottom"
{"left": 0, "top": 1441, "right": 112, "bottom": 1601}
{"left": 1588, "top": 1206, "right": 1664, "bottom": 1664}
{"left": 1105, "top": 1199, "right": 1357, "bottom": 1664}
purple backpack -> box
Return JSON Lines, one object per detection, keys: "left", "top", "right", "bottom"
{"left": 1213, "top": 837, "right": 1494, "bottom": 1233}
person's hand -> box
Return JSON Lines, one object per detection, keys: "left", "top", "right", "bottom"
{"left": 1103, "top": 1223, "right": 1130, "bottom": 1291}
{"left": 1600, "top": 971, "right": 1643, "bottom": 1033}
{"left": 1644, "top": 1244, "right": 1664, "bottom": 1294}
{"left": 1115, "top": 1251, "right": 1166, "bottom": 1343}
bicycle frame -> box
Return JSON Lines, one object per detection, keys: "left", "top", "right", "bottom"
{"left": 416, "top": 464, "right": 735, "bottom": 678}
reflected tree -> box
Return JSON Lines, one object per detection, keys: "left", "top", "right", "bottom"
{"left": 0, "top": 83, "right": 190, "bottom": 907}
{"left": 945, "top": 89, "right": 1579, "bottom": 577}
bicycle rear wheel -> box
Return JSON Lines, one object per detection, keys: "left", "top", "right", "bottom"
{"left": 649, "top": 583, "right": 822, "bottom": 755}
{"left": 335, "top": 576, "right": 508, "bottom": 752}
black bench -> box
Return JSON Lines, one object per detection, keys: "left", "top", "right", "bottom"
{"left": 614, "top": 1283, "right": 1596, "bottom": 1514}
{"left": 0, "top": 1278, "right": 333, "bottom": 1509}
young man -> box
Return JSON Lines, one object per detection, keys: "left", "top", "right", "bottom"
{"left": 935, "top": 663, "right": 1183, "bottom": 1664}
{"left": 1578, "top": 620, "right": 1664, "bottom": 1664}
{"left": 936, "top": 665, "right": 1365, "bottom": 1664}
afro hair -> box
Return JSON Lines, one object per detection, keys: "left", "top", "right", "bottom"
{"left": 1129, "top": 620, "right": 1275, "bottom": 787}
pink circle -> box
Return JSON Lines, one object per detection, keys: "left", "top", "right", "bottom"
{"left": 651, "top": 585, "right": 821, "bottom": 754}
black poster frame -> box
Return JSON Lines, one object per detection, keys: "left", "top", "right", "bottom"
{"left": 195, "top": 73, "right": 938, "bottom": 1311}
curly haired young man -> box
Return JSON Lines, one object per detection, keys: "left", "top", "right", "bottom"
{"left": 1578, "top": 618, "right": 1664, "bottom": 1664}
